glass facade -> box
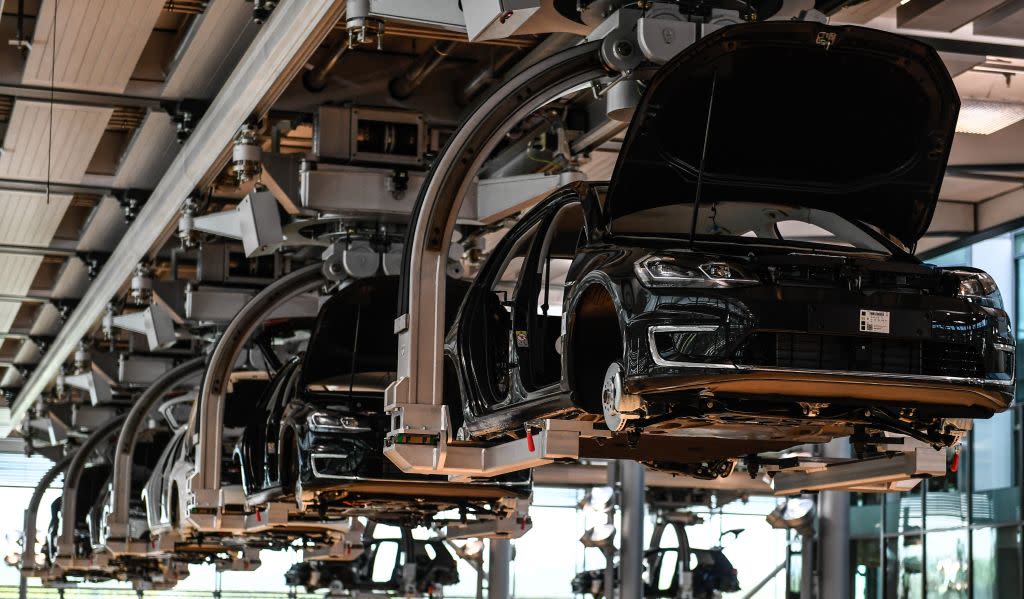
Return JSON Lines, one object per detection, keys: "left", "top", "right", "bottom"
{"left": 852, "top": 236, "right": 1023, "bottom": 598}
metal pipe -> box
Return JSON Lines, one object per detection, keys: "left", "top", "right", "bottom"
{"left": 7, "top": 0, "right": 348, "bottom": 435}
{"left": 619, "top": 461, "right": 645, "bottom": 599}
{"left": 192, "top": 263, "right": 324, "bottom": 497}
{"left": 56, "top": 415, "right": 127, "bottom": 557}
{"left": 487, "top": 538, "right": 511, "bottom": 599}
{"left": 457, "top": 49, "right": 523, "bottom": 105}
{"left": 389, "top": 40, "right": 457, "bottom": 100}
{"left": 106, "top": 356, "right": 205, "bottom": 543}
{"left": 303, "top": 34, "right": 349, "bottom": 92}
{"left": 21, "top": 453, "right": 75, "bottom": 577}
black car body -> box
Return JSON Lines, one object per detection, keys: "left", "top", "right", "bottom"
{"left": 571, "top": 547, "right": 739, "bottom": 599}
{"left": 285, "top": 536, "right": 458, "bottom": 594}
{"left": 446, "top": 22, "right": 1013, "bottom": 477}
{"left": 235, "top": 276, "right": 530, "bottom": 523}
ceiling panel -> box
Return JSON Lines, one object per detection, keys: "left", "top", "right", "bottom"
{"left": 939, "top": 176, "right": 1022, "bottom": 202}
{"left": 21, "top": 0, "right": 165, "bottom": 94}
{"left": 111, "top": 111, "right": 180, "bottom": 189}
{"left": 0, "top": 255, "right": 44, "bottom": 333}
{"left": 0, "top": 100, "right": 113, "bottom": 184}
{"left": 162, "top": 0, "right": 261, "bottom": 99}
{"left": 0, "top": 192, "right": 73, "bottom": 246}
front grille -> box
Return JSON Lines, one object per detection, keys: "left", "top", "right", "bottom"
{"left": 735, "top": 333, "right": 985, "bottom": 378}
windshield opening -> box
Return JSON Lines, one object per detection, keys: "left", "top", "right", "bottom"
{"left": 610, "top": 201, "right": 891, "bottom": 254}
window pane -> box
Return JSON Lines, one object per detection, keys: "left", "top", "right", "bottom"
{"left": 852, "top": 539, "right": 882, "bottom": 599}
{"left": 885, "top": 536, "right": 923, "bottom": 599}
{"left": 972, "top": 409, "right": 1021, "bottom": 524}
{"left": 972, "top": 526, "right": 1022, "bottom": 599}
{"left": 885, "top": 487, "right": 923, "bottom": 534}
{"left": 925, "top": 447, "right": 968, "bottom": 530}
{"left": 927, "top": 247, "right": 971, "bottom": 268}
{"left": 925, "top": 529, "right": 968, "bottom": 599}
{"left": 371, "top": 541, "right": 399, "bottom": 583}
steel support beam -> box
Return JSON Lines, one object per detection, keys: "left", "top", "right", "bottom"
{"left": 0, "top": 83, "right": 165, "bottom": 110}
{"left": 7, "top": 0, "right": 348, "bottom": 434}
{"left": 619, "top": 461, "right": 645, "bottom": 599}
{"left": 487, "top": 539, "right": 511, "bottom": 599}
{"left": 818, "top": 439, "right": 851, "bottom": 599}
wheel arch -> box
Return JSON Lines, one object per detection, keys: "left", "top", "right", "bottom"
{"left": 563, "top": 272, "right": 628, "bottom": 414}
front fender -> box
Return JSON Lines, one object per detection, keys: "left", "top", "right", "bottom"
{"left": 562, "top": 270, "right": 631, "bottom": 408}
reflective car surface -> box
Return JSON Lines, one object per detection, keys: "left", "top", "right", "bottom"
{"left": 235, "top": 276, "right": 531, "bottom": 524}
{"left": 445, "top": 22, "right": 1013, "bottom": 478}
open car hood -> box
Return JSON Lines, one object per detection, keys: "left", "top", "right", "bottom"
{"left": 606, "top": 22, "right": 959, "bottom": 249}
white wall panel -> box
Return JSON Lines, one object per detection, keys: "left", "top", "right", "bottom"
{"left": 0, "top": 101, "right": 112, "bottom": 184}
{"left": 21, "top": 0, "right": 165, "bottom": 94}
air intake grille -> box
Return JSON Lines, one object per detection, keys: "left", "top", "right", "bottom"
{"left": 736, "top": 333, "right": 985, "bottom": 378}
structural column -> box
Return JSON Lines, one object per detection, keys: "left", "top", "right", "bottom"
{"left": 619, "top": 460, "right": 646, "bottom": 599}
{"left": 487, "top": 538, "right": 511, "bottom": 599}
{"left": 818, "top": 438, "right": 851, "bottom": 599}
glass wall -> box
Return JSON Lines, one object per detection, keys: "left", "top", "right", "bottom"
{"left": 851, "top": 235, "right": 1023, "bottom": 598}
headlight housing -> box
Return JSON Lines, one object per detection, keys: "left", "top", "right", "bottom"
{"left": 635, "top": 255, "right": 758, "bottom": 288}
{"left": 307, "top": 412, "right": 370, "bottom": 433}
{"left": 946, "top": 269, "right": 1004, "bottom": 309}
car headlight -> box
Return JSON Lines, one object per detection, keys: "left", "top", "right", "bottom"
{"left": 635, "top": 255, "right": 758, "bottom": 288}
{"left": 946, "top": 269, "right": 1004, "bottom": 309}
{"left": 307, "top": 413, "right": 370, "bottom": 433}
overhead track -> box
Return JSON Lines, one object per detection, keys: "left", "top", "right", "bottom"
{"left": 6, "top": 0, "right": 348, "bottom": 434}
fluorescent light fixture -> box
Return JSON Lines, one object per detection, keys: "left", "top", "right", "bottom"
{"left": 956, "top": 99, "right": 1024, "bottom": 135}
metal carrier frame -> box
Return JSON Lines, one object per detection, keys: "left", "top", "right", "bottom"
{"left": 185, "top": 263, "right": 363, "bottom": 548}
{"left": 52, "top": 415, "right": 127, "bottom": 575}
{"left": 385, "top": 28, "right": 951, "bottom": 495}
{"left": 103, "top": 356, "right": 206, "bottom": 557}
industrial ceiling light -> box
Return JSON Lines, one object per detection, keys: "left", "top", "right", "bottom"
{"left": 580, "top": 523, "right": 617, "bottom": 550}
{"left": 766, "top": 498, "right": 816, "bottom": 537}
{"left": 955, "top": 99, "right": 1024, "bottom": 135}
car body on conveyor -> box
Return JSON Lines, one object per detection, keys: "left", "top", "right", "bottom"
{"left": 234, "top": 275, "right": 531, "bottom": 525}
{"left": 285, "top": 533, "right": 458, "bottom": 594}
{"left": 444, "top": 22, "right": 1013, "bottom": 478}
{"left": 571, "top": 547, "right": 740, "bottom": 599}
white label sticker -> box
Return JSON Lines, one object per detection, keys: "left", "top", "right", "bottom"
{"left": 859, "top": 309, "right": 890, "bottom": 334}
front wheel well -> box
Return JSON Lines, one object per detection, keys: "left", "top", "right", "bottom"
{"left": 279, "top": 428, "right": 297, "bottom": 491}
{"left": 568, "top": 284, "right": 624, "bottom": 414}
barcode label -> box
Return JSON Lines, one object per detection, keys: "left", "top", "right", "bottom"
{"left": 859, "top": 310, "right": 890, "bottom": 334}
